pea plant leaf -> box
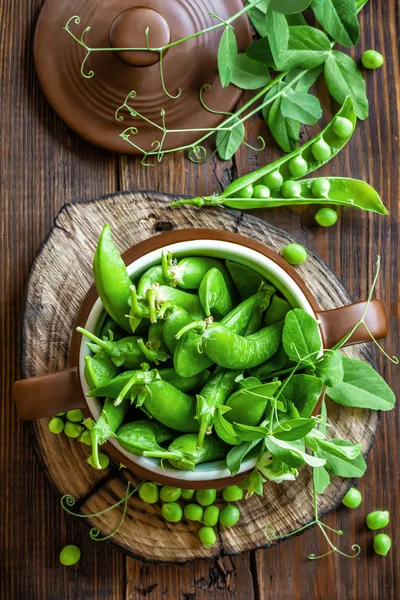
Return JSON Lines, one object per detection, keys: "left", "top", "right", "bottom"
{"left": 257, "top": 454, "right": 298, "bottom": 483}
{"left": 317, "top": 439, "right": 367, "bottom": 477}
{"left": 226, "top": 439, "right": 263, "bottom": 476}
{"left": 218, "top": 26, "right": 238, "bottom": 88}
{"left": 280, "top": 26, "right": 332, "bottom": 70}
{"left": 285, "top": 65, "right": 323, "bottom": 91}
{"left": 281, "top": 91, "right": 322, "bottom": 124}
{"left": 315, "top": 349, "right": 344, "bottom": 387}
{"left": 311, "top": 0, "right": 360, "bottom": 47}
{"left": 272, "top": 417, "right": 316, "bottom": 441}
{"left": 231, "top": 54, "right": 271, "bottom": 90}
{"left": 326, "top": 357, "right": 396, "bottom": 410}
{"left": 215, "top": 117, "right": 244, "bottom": 160}
{"left": 281, "top": 374, "right": 323, "bottom": 417}
{"left": 245, "top": 0, "right": 269, "bottom": 36}
{"left": 318, "top": 439, "right": 362, "bottom": 461}
{"left": 240, "top": 468, "right": 266, "bottom": 497}
{"left": 324, "top": 50, "right": 368, "bottom": 119}
{"left": 267, "top": 5, "right": 289, "bottom": 71}
{"left": 313, "top": 465, "right": 331, "bottom": 494}
{"left": 270, "top": 0, "right": 312, "bottom": 13}
{"left": 245, "top": 37, "right": 276, "bottom": 68}
{"left": 265, "top": 436, "right": 326, "bottom": 468}
{"left": 285, "top": 12, "right": 307, "bottom": 26}
{"left": 282, "top": 308, "right": 322, "bottom": 365}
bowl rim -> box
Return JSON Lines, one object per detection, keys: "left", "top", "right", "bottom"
{"left": 70, "top": 228, "right": 322, "bottom": 488}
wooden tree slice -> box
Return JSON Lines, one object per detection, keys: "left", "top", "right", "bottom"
{"left": 22, "top": 190, "right": 378, "bottom": 563}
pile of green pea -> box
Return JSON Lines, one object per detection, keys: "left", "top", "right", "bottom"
{"left": 139, "top": 482, "right": 243, "bottom": 547}
{"left": 342, "top": 488, "right": 392, "bottom": 556}
{"left": 48, "top": 410, "right": 111, "bottom": 469}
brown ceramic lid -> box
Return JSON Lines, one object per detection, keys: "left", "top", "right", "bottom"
{"left": 34, "top": 0, "right": 251, "bottom": 154}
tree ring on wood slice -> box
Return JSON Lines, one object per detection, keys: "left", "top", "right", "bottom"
{"left": 22, "top": 190, "right": 379, "bottom": 563}
{"left": 34, "top": 0, "right": 251, "bottom": 154}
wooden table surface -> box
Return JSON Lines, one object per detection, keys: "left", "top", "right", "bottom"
{"left": 1, "top": 1, "right": 398, "bottom": 598}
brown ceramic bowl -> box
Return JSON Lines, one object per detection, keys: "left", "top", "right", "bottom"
{"left": 14, "top": 229, "right": 387, "bottom": 488}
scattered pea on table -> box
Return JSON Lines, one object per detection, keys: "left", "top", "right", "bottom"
{"left": 373, "top": 533, "right": 391, "bottom": 556}
{"left": 198, "top": 526, "right": 217, "bottom": 547}
{"left": 139, "top": 482, "right": 159, "bottom": 504}
{"left": 361, "top": 50, "right": 384, "bottom": 70}
{"left": 160, "top": 486, "right": 182, "bottom": 502}
{"left": 196, "top": 489, "right": 217, "bottom": 507}
{"left": 341, "top": 487, "right": 362, "bottom": 509}
{"left": 219, "top": 505, "right": 240, "bottom": 527}
{"left": 281, "top": 243, "right": 308, "bottom": 265}
{"left": 180, "top": 489, "right": 195, "bottom": 500}
{"left": 79, "top": 429, "right": 92, "bottom": 446}
{"left": 315, "top": 208, "right": 338, "bottom": 227}
{"left": 183, "top": 503, "right": 204, "bottom": 522}
{"left": 366, "top": 510, "right": 390, "bottom": 530}
{"left": 222, "top": 485, "right": 244, "bottom": 502}
{"left": 64, "top": 421, "right": 83, "bottom": 439}
{"left": 162, "top": 502, "right": 183, "bottom": 523}
{"left": 87, "top": 452, "right": 109, "bottom": 470}
{"left": 203, "top": 506, "right": 220, "bottom": 527}
{"left": 48, "top": 417, "right": 64, "bottom": 434}
{"left": 59, "top": 545, "right": 81, "bottom": 566}
{"left": 66, "top": 409, "right": 84, "bottom": 423}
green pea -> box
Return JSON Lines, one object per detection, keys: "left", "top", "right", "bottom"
{"left": 288, "top": 156, "right": 307, "bottom": 178}
{"left": 236, "top": 184, "right": 253, "bottom": 199}
{"left": 373, "top": 533, "right": 391, "bottom": 556}
{"left": 196, "top": 489, "right": 217, "bottom": 507}
{"left": 262, "top": 170, "right": 283, "bottom": 190}
{"left": 139, "top": 482, "right": 159, "bottom": 504}
{"left": 282, "top": 180, "right": 302, "bottom": 199}
{"left": 253, "top": 185, "right": 270, "bottom": 199}
{"left": 333, "top": 117, "right": 353, "bottom": 138}
{"left": 64, "top": 421, "right": 83, "bottom": 439}
{"left": 341, "top": 487, "right": 362, "bottom": 509}
{"left": 366, "top": 510, "right": 390, "bottom": 530}
{"left": 183, "top": 503, "right": 204, "bottom": 522}
{"left": 315, "top": 208, "right": 338, "bottom": 228}
{"left": 219, "top": 505, "right": 240, "bottom": 527}
{"left": 203, "top": 505, "right": 220, "bottom": 527}
{"left": 56, "top": 412, "right": 66, "bottom": 417}
{"left": 311, "top": 139, "right": 331, "bottom": 162}
{"left": 180, "top": 489, "right": 195, "bottom": 500}
{"left": 281, "top": 243, "right": 307, "bottom": 265}
{"left": 162, "top": 501, "right": 183, "bottom": 523}
{"left": 361, "top": 49, "right": 384, "bottom": 70}
{"left": 160, "top": 486, "right": 182, "bottom": 503}
{"left": 59, "top": 545, "right": 81, "bottom": 566}
{"left": 79, "top": 429, "right": 92, "bottom": 446}
{"left": 198, "top": 526, "right": 217, "bottom": 547}
{"left": 87, "top": 452, "right": 109, "bottom": 470}
{"left": 311, "top": 177, "right": 331, "bottom": 197}
{"left": 48, "top": 417, "right": 64, "bottom": 434}
{"left": 222, "top": 485, "right": 243, "bottom": 502}
{"left": 66, "top": 409, "right": 84, "bottom": 423}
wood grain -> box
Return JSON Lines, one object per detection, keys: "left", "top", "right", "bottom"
{"left": 0, "top": 0, "right": 398, "bottom": 598}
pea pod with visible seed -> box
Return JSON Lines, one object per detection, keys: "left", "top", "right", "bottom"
{"left": 90, "top": 397, "right": 129, "bottom": 469}
{"left": 116, "top": 419, "right": 174, "bottom": 456}
{"left": 196, "top": 368, "right": 241, "bottom": 449}
{"left": 143, "top": 433, "right": 228, "bottom": 470}
{"left": 171, "top": 98, "right": 358, "bottom": 209}
{"left": 93, "top": 224, "right": 132, "bottom": 332}
{"left": 84, "top": 355, "right": 119, "bottom": 390}
{"left": 162, "top": 251, "right": 233, "bottom": 292}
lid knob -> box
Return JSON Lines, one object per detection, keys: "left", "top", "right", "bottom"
{"left": 109, "top": 7, "right": 171, "bottom": 67}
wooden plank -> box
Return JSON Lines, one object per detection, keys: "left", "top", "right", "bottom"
{"left": 0, "top": 0, "right": 122, "bottom": 597}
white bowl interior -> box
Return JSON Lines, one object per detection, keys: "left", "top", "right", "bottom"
{"left": 80, "top": 239, "right": 318, "bottom": 482}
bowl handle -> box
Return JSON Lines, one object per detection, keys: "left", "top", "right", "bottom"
{"left": 315, "top": 299, "right": 387, "bottom": 349}
{"left": 13, "top": 367, "right": 86, "bottom": 420}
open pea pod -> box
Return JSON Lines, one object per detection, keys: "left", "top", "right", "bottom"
{"left": 218, "top": 178, "right": 387, "bottom": 214}
{"left": 171, "top": 97, "right": 358, "bottom": 208}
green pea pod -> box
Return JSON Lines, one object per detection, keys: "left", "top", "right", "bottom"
{"left": 243, "top": 286, "right": 275, "bottom": 335}
{"left": 162, "top": 251, "right": 234, "bottom": 292}
{"left": 225, "top": 381, "right": 281, "bottom": 426}
{"left": 143, "top": 433, "right": 228, "bottom": 470}
{"left": 225, "top": 261, "right": 266, "bottom": 300}
{"left": 116, "top": 419, "right": 174, "bottom": 455}
{"left": 162, "top": 305, "right": 193, "bottom": 353}
{"left": 137, "top": 265, "right": 165, "bottom": 296}
{"left": 130, "top": 283, "right": 205, "bottom": 323}
{"left": 174, "top": 290, "right": 268, "bottom": 378}
{"left": 143, "top": 380, "right": 198, "bottom": 432}
{"left": 216, "top": 178, "right": 387, "bottom": 214}
{"left": 87, "top": 367, "right": 209, "bottom": 398}
{"left": 171, "top": 98, "right": 358, "bottom": 209}
{"left": 202, "top": 321, "right": 283, "bottom": 370}
{"left": 90, "top": 397, "right": 129, "bottom": 469}
{"left": 214, "top": 406, "right": 242, "bottom": 446}
{"left": 199, "top": 268, "right": 234, "bottom": 319}
{"left": 93, "top": 225, "right": 132, "bottom": 332}
{"left": 263, "top": 296, "right": 291, "bottom": 326}
{"left": 84, "top": 355, "right": 119, "bottom": 390}
{"left": 148, "top": 321, "right": 168, "bottom": 353}
{"left": 196, "top": 368, "right": 241, "bottom": 449}
{"left": 77, "top": 328, "right": 168, "bottom": 369}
